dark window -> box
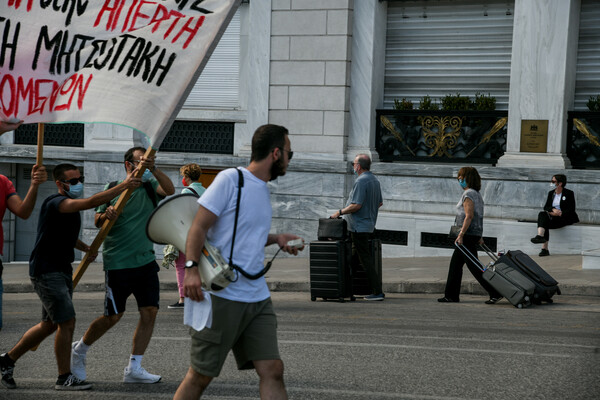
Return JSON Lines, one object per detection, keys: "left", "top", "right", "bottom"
{"left": 374, "top": 229, "right": 408, "bottom": 246}
{"left": 14, "top": 123, "right": 84, "bottom": 147}
{"left": 159, "top": 121, "right": 234, "bottom": 154}
{"left": 421, "top": 232, "right": 497, "bottom": 252}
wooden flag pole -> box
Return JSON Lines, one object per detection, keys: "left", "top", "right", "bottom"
{"left": 29, "top": 123, "right": 44, "bottom": 352}
{"left": 72, "top": 147, "right": 157, "bottom": 287}
{"left": 36, "top": 123, "right": 44, "bottom": 165}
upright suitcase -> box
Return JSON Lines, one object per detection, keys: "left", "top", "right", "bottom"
{"left": 309, "top": 240, "right": 353, "bottom": 302}
{"left": 351, "top": 239, "right": 382, "bottom": 296}
{"left": 457, "top": 243, "right": 535, "bottom": 308}
{"left": 500, "top": 250, "right": 560, "bottom": 304}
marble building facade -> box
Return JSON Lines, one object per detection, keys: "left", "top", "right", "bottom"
{"left": 1, "top": 0, "right": 599, "bottom": 262}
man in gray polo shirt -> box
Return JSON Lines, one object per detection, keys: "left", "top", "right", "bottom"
{"left": 331, "top": 154, "right": 384, "bottom": 301}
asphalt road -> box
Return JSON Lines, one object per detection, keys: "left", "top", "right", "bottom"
{"left": 1, "top": 291, "right": 599, "bottom": 400}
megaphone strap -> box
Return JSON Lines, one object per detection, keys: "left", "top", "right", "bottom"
{"left": 228, "top": 168, "right": 244, "bottom": 271}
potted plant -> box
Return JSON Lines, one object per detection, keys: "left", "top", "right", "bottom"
{"left": 441, "top": 93, "right": 472, "bottom": 111}
{"left": 473, "top": 92, "right": 497, "bottom": 111}
{"left": 419, "top": 95, "right": 439, "bottom": 110}
{"left": 587, "top": 95, "right": 600, "bottom": 112}
{"left": 394, "top": 98, "right": 414, "bottom": 110}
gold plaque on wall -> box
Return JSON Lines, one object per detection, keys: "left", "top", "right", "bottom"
{"left": 520, "top": 120, "right": 548, "bottom": 153}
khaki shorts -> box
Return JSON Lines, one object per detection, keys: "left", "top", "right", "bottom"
{"left": 190, "top": 296, "right": 280, "bottom": 377}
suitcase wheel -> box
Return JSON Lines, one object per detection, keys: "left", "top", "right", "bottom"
{"left": 311, "top": 296, "right": 316, "bottom": 302}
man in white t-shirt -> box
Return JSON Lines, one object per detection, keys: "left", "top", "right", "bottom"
{"left": 174, "top": 124, "right": 303, "bottom": 400}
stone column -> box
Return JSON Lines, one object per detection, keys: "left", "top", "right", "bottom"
{"left": 347, "top": 0, "right": 387, "bottom": 162}
{"left": 236, "top": 1, "right": 271, "bottom": 157}
{"left": 497, "top": 0, "right": 581, "bottom": 168}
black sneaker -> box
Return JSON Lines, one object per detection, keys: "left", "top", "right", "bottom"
{"left": 0, "top": 353, "right": 16, "bottom": 389}
{"left": 55, "top": 373, "right": 92, "bottom": 391}
{"left": 437, "top": 297, "right": 459, "bottom": 303}
{"left": 485, "top": 296, "right": 503, "bottom": 304}
{"left": 539, "top": 249, "right": 550, "bottom": 257}
{"left": 530, "top": 235, "right": 546, "bottom": 244}
{"left": 168, "top": 302, "right": 184, "bottom": 309}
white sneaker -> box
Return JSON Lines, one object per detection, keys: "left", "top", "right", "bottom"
{"left": 123, "top": 366, "right": 161, "bottom": 384}
{"left": 70, "top": 342, "right": 87, "bottom": 381}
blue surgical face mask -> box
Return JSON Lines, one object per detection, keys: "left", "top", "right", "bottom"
{"left": 353, "top": 168, "right": 358, "bottom": 176}
{"left": 142, "top": 169, "right": 153, "bottom": 182}
{"left": 458, "top": 179, "right": 467, "bottom": 189}
{"left": 550, "top": 182, "right": 556, "bottom": 189}
{"left": 65, "top": 182, "right": 83, "bottom": 199}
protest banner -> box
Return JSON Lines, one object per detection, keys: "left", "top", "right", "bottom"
{"left": 1, "top": 0, "right": 240, "bottom": 149}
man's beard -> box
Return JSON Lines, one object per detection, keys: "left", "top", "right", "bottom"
{"left": 270, "top": 158, "right": 287, "bottom": 181}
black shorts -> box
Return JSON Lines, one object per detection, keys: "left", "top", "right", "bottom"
{"left": 104, "top": 261, "right": 160, "bottom": 316}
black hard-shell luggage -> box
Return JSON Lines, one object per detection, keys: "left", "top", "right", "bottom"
{"left": 457, "top": 243, "right": 535, "bottom": 308}
{"left": 501, "top": 250, "right": 560, "bottom": 304}
{"left": 309, "top": 240, "right": 353, "bottom": 302}
{"left": 351, "top": 239, "right": 382, "bottom": 296}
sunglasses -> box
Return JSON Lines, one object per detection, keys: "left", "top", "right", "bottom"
{"left": 278, "top": 148, "right": 293, "bottom": 160}
{"left": 61, "top": 176, "right": 84, "bottom": 185}
{"left": 551, "top": 180, "right": 557, "bottom": 183}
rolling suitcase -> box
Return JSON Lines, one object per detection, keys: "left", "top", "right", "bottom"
{"left": 500, "top": 250, "right": 560, "bottom": 304}
{"left": 351, "top": 239, "right": 382, "bottom": 296}
{"left": 457, "top": 243, "right": 535, "bottom": 308}
{"left": 309, "top": 240, "right": 353, "bottom": 302}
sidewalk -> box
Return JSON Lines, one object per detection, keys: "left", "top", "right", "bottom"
{"left": 3, "top": 254, "right": 599, "bottom": 297}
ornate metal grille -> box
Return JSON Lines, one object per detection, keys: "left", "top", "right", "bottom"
{"left": 567, "top": 112, "right": 600, "bottom": 169}
{"left": 159, "top": 121, "right": 234, "bottom": 154}
{"left": 14, "top": 123, "right": 84, "bottom": 147}
{"left": 376, "top": 110, "right": 508, "bottom": 163}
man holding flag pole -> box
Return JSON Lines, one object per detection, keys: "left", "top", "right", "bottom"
{"left": 0, "top": 162, "right": 141, "bottom": 390}
{"left": 71, "top": 147, "right": 174, "bottom": 384}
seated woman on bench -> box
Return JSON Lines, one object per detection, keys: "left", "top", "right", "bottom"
{"left": 531, "top": 174, "right": 579, "bottom": 257}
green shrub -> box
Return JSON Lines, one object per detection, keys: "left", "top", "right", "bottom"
{"left": 473, "top": 92, "right": 497, "bottom": 111}
{"left": 394, "top": 98, "right": 414, "bottom": 110}
{"left": 418, "top": 95, "right": 439, "bottom": 110}
{"left": 441, "top": 93, "right": 472, "bottom": 111}
{"left": 587, "top": 95, "right": 600, "bottom": 112}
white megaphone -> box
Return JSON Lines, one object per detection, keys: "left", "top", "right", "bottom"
{"left": 146, "top": 194, "right": 235, "bottom": 291}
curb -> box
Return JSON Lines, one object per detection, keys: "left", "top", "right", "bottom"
{"left": 4, "top": 281, "right": 599, "bottom": 297}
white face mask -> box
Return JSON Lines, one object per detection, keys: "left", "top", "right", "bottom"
{"left": 550, "top": 183, "right": 556, "bottom": 189}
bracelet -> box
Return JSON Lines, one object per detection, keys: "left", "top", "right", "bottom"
{"left": 339, "top": 209, "right": 343, "bottom": 215}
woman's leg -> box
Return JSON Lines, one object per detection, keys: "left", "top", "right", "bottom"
{"left": 443, "top": 249, "right": 464, "bottom": 301}
{"left": 175, "top": 252, "right": 186, "bottom": 301}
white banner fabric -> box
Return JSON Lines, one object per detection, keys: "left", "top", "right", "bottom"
{"left": 0, "top": 0, "right": 239, "bottom": 148}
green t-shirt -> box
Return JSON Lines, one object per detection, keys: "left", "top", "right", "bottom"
{"left": 96, "top": 179, "right": 159, "bottom": 270}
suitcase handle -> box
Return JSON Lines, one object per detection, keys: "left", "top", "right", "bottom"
{"left": 478, "top": 242, "right": 499, "bottom": 262}
{"left": 454, "top": 243, "right": 488, "bottom": 272}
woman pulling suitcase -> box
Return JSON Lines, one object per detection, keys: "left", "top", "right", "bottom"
{"left": 438, "top": 167, "right": 503, "bottom": 305}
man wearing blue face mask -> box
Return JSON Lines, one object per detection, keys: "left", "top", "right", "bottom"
{"left": 71, "top": 147, "right": 174, "bottom": 386}
{"left": 0, "top": 163, "right": 141, "bottom": 391}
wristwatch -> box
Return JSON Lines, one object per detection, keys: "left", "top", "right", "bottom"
{"left": 185, "top": 260, "right": 199, "bottom": 269}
